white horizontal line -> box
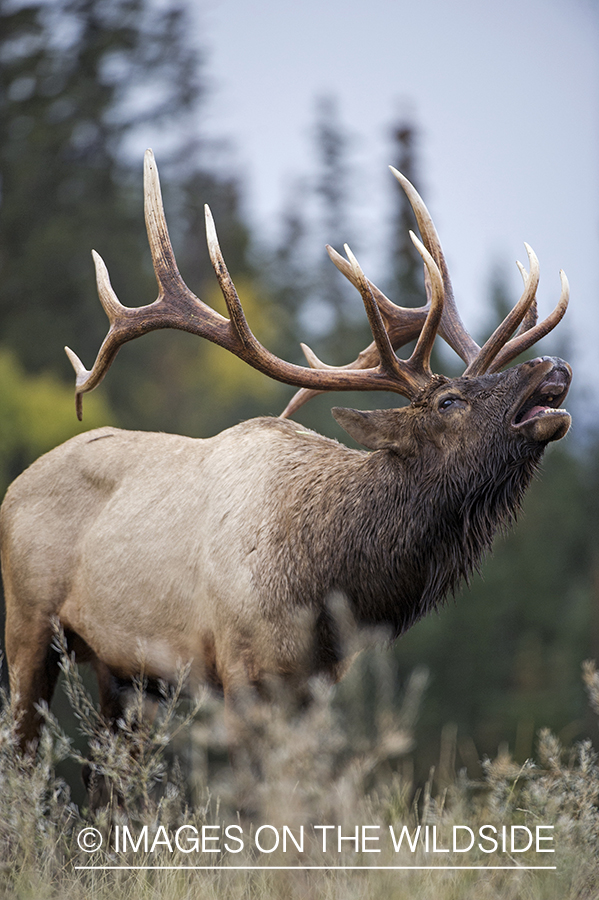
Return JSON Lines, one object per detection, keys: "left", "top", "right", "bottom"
{"left": 75, "top": 865, "right": 557, "bottom": 871}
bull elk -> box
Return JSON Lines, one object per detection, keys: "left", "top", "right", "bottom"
{"left": 1, "top": 151, "right": 571, "bottom": 753}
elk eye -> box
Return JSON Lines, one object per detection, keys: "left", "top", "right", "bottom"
{"left": 438, "top": 396, "right": 464, "bottom": 411}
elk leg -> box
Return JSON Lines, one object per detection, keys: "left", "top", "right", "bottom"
{"left": 85, "top": 662, "right": 163, "bottom": 808}
{"left": 221, "top": 666, "right": 267, "bottom": 775}
{"left": 5, "top": 622, "right": 61, "bottom": 753}
{"left": 80, "top": 661, "right": 125, "bottom": 807}
{"left": 92, "top": 663, "right": 161, "bottom": 729}
{"left": 93, "top": 661, "right": 127, "bottom": 724}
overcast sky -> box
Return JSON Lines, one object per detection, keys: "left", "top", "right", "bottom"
{"left": 138, "top": 0, "right": 598, "bottom": 420}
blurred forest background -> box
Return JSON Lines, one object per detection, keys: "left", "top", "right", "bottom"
{"left": 0, "top": 0, "right": 597, "bottom": 787}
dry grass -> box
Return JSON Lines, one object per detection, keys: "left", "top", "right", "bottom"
{"left": 1, "top": 639, "right": 598, "bottom": 899}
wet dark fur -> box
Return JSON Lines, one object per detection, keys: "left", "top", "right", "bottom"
{"left": 254, "top": 359, "right": 567, "bottom": 668}
{"left": 257, "top": 420, "right": 542, "bottom": 651}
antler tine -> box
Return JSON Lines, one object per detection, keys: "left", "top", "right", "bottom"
{"left": 300, "top": 343, "right": 334, "bottom": 369}
{"left": 325, "top": 243, "right": 431, "bottom": 336}
{"left": 389, "top": 166, "right": 480, "bottom": 366}
{"left": 464, "top": 244, "right": 540, "bottom": 376}
{"left": 204, "top": 204, "right": 256, "bottom": 348}
{"left": 487, "top": 269, "right": 569, "bottom": 374}
{"left": 341, "top": 240, "right": 445, "bottom": 391}
{"left": 279, "top": 334, "right": 400, "bottom": 420}
{"left": 145, "top": 148, "right": 182, "bottom": 289}
{"left": 277, "top": 343, "right": 337, "bottom": 419}
{"left": 344, "top": 237, "right": 445, "bottom": 392}
{"left": 515, "top": 260, "right": 538, "bottom": 335}
{"left": 408, "top": 232, "right": 445, "bottom": 375}
{"left": 64, "top": 250, "right": 145, "bottom": 419}
{"left": 344, "top": 244, "right": 404, "bottom": 378}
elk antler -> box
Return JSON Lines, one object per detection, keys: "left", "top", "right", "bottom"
{"left": 66, "top": 150, "right": 447, "bottom": 419}
{"left": 280, "top": 167, "right": 569, "bottom": 418}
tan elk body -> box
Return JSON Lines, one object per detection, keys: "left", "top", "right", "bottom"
{"left": 1, "top": 151, "right": 572, "bottom": 749}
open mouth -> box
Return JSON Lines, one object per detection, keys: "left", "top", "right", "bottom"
{"left": 513, "top": 368, "right": 570, "bottom": 427}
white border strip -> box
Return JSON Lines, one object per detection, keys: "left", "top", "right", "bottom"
{"left": 75, "top": 865, "right": 557, "bottom": 871}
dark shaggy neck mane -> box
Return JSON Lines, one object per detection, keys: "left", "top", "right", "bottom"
{"left": 312, "top": 441, "right": 545, "bottom": 638}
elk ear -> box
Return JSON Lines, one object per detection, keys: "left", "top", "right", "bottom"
{"left": 331, "top": 407, "right": 416, "bottom": 454}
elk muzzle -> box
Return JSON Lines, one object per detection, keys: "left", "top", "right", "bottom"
{"left": 511, "top": 356, "right": 572, "bottom": 443}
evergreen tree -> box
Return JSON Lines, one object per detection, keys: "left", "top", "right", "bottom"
{"left": 268, "top": 97, "right": 388, "bottom": 438}
{"left": 0, "top": 0, "right": 261, "bottom": 433}
{"left": 308, "top": 96, "right": 371, "bottom": 363}
{"left": 387, "top": 121, "right": 427, "bottom": 310}
{"left": 0, "top": 0, "right": 198, "bottom": 366}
